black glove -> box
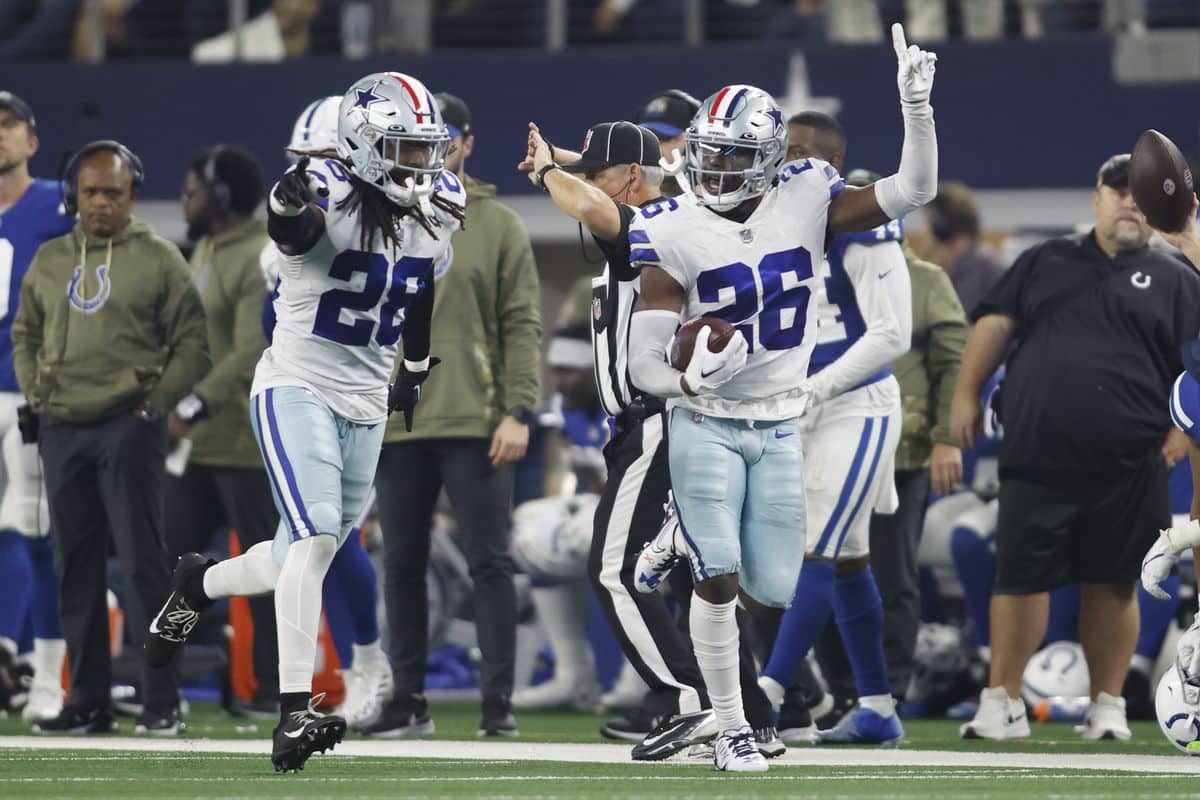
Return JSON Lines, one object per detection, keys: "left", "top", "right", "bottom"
{"left": 388, "top": 357, "right": 441, "bottom": 432}
{"left": 270, "top": 157, "right": 328, "bottom": 215}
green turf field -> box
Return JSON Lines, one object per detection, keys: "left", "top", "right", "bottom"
{"left": 2, "top": 702, "right": 1199, "bottom": 799}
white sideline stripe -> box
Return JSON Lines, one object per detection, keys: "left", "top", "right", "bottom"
{"left": 1, "top": 737, "right": 1199, "bottom": 774}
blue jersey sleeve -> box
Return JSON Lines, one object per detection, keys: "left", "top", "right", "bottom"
{"left": 835, "top": 217, "right": 905, "bottom": 248}
{"left": 1170, "top": 371, "right": 1200, "bottom": 442}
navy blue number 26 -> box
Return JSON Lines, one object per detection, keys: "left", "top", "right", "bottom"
{"left": 312, "top": 251, "right": 433, "bottom": 347}
{"left": 696, "top": 246, "right": 814, "bottom": 353}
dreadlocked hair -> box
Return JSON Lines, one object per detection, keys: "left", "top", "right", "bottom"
{"left": 287, "top": 148, "right": 466, "bottom": 251}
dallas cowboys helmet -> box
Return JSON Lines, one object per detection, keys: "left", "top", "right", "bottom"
{"left": 684, "top": 84, "right": 788, "bottom": 212}
{"left": 1156, "top": 661, "right": 1200, "bottom": 754}
{"left": 337, "top": 72, "right": 450, "bottom": 207}
{"left": 288, "top": 95, "right": 341, "bottom": 162}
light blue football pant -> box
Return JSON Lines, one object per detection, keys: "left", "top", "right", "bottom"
{"left": 249, "top": 387, "right": 385, "bottom": 567}
{"left": 668, "top": 408, "right": 807, "bottom": 608}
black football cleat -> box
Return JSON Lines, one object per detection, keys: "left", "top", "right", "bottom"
{"left": 631, "top": 709, "right": 718, "bottom": 761}
{"left": 271, "top": 696, "right": 347, "bottom": 773}
{"left": 146, "top": 553, "right": 213, "bottom": 669}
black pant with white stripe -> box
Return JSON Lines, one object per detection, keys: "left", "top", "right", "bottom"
{"left": 587, "top": 404, "right": 772, "bottom": 727}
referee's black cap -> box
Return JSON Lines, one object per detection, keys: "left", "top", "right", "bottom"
{"left": 561, "top": 122, "right": 661, "bottom": 174}
{"left": 635, "top": 89, "right": 701, "bottom": 139}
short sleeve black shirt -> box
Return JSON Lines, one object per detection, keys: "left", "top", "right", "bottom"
{"left": 974, "top": 231, "right": 1200, "bottom": 474}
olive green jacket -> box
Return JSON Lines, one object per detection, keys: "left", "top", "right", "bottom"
{"left": 386, "top": 175, "right": 542, "bottom": 442}
{"left": 893, "top": 246, "right": 968, "bottom": 470}
{"left": 12, "top": 217, "right": 210, "bottom": 423}
{"left": 186, "top": 217, "right": 270, "bottom": 468}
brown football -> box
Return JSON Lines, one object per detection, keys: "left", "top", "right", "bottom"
{"left": 669, "top": 316, "right": 736, "bottom": 371}
{"left": 1130, "top": 129, "right": 1195, "bottom": 233}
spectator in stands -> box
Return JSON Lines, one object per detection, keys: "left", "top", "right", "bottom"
{"left": 168, "top": 145, "right": 279, "bottom": 717}
{"left": 921, "top": 181, "right": 1005, "bottom": 319}
{"left": 12, "top": 140, "right": 210, "bottom": 735}
{"left": 364, "top": 92, "right": 541, "bottom": 739}
{"left": 950, "top": 153, "right": 1200, "bottom": 742}
{"left": 192, "top": 0, "right": 320, "bottom": 62}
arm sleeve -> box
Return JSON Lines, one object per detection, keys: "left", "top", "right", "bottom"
{"left": 401, "top": 266, "right": 435, "bottom": 365}
{"left": 496, "top": 212, "right": 543, "bottom": 411}
{"left": 146, "top": 246, "right": 212, "bottom": 414}
{"left": 192, "top": 257, "right": 269, "bottom": 417}
{"left": 628, "top": 309, "right": 686, "bottom": 399}
{"left": 267, "top": 205, "right": 324, "bottom": 255}
{"left": 805, "top": 242, "right": 912, "bottom": 403}
{"left": 10, "top": 257, "right": 44, "bottom": 404}
{"left": 924, "top": 267, "right": 968, "bottom": 446}
{"left": 872, "top": 103, "right": 938, "bottom": 220}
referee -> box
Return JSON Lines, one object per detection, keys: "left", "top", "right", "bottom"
{"left": 951, "top": 153, "right": 1200, "bottom": 742}
{"left": 521, "top": 120, "right": 778, "bottom": 760}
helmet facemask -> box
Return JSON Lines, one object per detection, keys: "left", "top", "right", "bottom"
{"left": 343, "top": 124, "right": 449, "bottom": 208}
{"left": 686, "top": 137, "right": 774, "bottom": 212}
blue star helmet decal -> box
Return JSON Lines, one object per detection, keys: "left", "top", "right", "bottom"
{"left": 765, "top": 107, "right": 784, "bottom": 133}
{"left": 354, "top": 85, "right": 383, "bottom": 110}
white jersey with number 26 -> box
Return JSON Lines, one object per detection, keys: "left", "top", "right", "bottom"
{"left": 252, "top": 158, "right": 465, "bottom": 424}
{"left": 629, "top": 158, "right": 845, "bottom": 421}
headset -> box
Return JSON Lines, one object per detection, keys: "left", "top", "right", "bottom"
{"left": 60, "top": 139, "right": 145, "bottom": 216}
{"left": 201, "top": 145, "right": 232, "bottom": 215}
{"left": 927, "top": 197, "right": 956, "bottom": 242}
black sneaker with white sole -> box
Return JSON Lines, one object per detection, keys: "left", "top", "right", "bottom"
{"left": 32, "top": 705, "right": 118, "bottom": 735}
{"left": 135, "top": 707, "right": 186, "bottom": 736}
{"left": 755, "top": 725, "right": 787, "bottom": 758}
{"left": 631, "top": 709, "right": 718, "bottom": 761}
{"left": 778, "top": 699, "right": 816, "bottom": 744}
{"left": 271, "top": 697, "right": 347, "bottom": 773}
{"left": 146, "top": 553, "right": 214, "bottom": 669}
{"left": 358, "top": 693, "right": 435, "bottom": 737}
{"left": 479, "top": 694, "right": 518, "bottom": 737}
{"left": 601, "top": 707, "right": 664, "bottom": 742}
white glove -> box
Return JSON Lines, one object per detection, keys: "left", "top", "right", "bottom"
{"left": 1142, "top": 520, "right": 1200, "bottom": 600}
{"left": 681, "top": 325, "right": 748, "bottom": 395}
{"left": 892, "top": 23, "right": 937, "bottom": 107}
{"left": 269, "top": 156, "right": 329, "bottom": 217}
{"left": 1178, "top": 617, "right": 1200, "bottom": 684}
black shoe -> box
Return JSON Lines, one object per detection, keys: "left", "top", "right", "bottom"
{"left": 779, "top": 693, "right": 816, "bottom": 744}
{"left": 358, "top": 693, "right": 435, "bottom": 737}
{"left": 271, "top": 698, "right": 347, "bottom": 773}
{"left": 479, "top": 694, "right": 518, "bottom": 737}
{"left": 146, "top": 553, "right": 213, "bottom": 669}
{"left": 229, "top": 695, "right": 280, "bottom": 721}
{"left": 755, "top": 725, "right": 787, "bottom": 758}
{"left": 631, "top": 709, "right": 717, "bottom": 761}
{"left": 1123, "top": 669, "right": 1154, "bottom": 721}
{"left": 815, "top": 691, "right": 856, "bottom": 730}
{"left": 135, "top": 707, "right": 186, "bottom": 736}
{"left": 602, "top": 707, "right": 665, "bottom": 742}
{"left": 32, "top": 705, "right": 118, "bottom": 735}
{"left": 0, "top": 646, "right": 16, "bottom": 712}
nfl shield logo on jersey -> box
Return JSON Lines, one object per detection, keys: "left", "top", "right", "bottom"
{"left": 740, "top": 228, "right": 754, "bottom": 244}
{"left": 592, "top": 296, "right": 602, "bottom": 321}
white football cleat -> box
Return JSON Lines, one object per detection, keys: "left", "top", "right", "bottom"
{"left": 21, "top": 682, "right": 63, "bottom": 724}
{"left": 959, "top": 686, "right": 1030, "bottom": 740}
{"left": 713, "top": 726, "right": 769, "bottom": 772}
{"left": 634, "top": 502, "right": 689, "bottom": 594}
{"left": 342, "top": 657, "right": 395, "bottom": 730}
{"left": 1075, "top": 692, "right": 1132, "bottom": 741}
{"left": 513, "top": 676, "right": 602, "bottom": 712}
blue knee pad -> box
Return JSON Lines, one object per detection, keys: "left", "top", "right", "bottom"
{"left": 950, "top": 522, "right": 995, "bottom": 648}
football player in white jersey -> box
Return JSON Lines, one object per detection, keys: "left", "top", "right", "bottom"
{"left": 146, "top": 71, "right": 466, "bottom": 773}
{"left": 754, "top": 116, "right": 912, "bottom": 746}
{"left": 627, "top": 24, "right": 937, "bottom": 772}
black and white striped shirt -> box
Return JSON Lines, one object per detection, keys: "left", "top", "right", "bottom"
{"left": 590, "top": 202, "right": 649, "bottom": 417}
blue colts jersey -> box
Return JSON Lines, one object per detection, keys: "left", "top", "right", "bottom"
{"left": 0, "top": 179, "right": 73, "bottom": 392}
{"left": 809, "top": 218, "right": 904, "bottom": 377}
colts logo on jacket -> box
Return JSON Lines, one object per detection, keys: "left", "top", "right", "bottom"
{"left": 67, "top": 263, "right": 112, "bottom": 314}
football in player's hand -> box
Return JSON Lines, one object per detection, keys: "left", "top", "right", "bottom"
{"left": 669, "top": 317, "right": 736, "bottom": 371}
{"left": 1130, "top": 129, "right": 1195, "bottom": 233}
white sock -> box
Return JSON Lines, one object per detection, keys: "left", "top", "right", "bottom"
{"left": 758, "top": 675, "right": 785, "bottom": 711}
{"left": 203, "top": 541, "right": 281, "bottom": 599}
{"left": 31, "top": 638, "right": 65, "bottom": 689}
{"left": 859, "top": 693, "right": 895, "bottom": 716}
{"left": 352, "top": 640, "right": 385, "bottom": 672}
{"left": 689, "top": 593, "right": 746, "bottom": 733}
{"left": 275, "top": 535, "right": 338, "bottom": 694}
{"left": 530, "top": 583, "right": 595, "bottom": 682}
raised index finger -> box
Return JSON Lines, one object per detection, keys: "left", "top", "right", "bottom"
{"left": 295, "top": 156, "right": 310, "bottom": 177}
{"left": 891, "top": 23, "right": 908, "bottom": 58}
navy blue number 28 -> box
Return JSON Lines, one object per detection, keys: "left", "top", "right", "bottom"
{"left": 696, "top": 246, "right": 814, "bottom": 352}
{"left": 312, "top": 251, "right": 433, "bottom": 347}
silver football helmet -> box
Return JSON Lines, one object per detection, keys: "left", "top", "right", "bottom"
{"left": 287, "top": 95, "right": 341, "bottom": 162}
{"left": 685, "top": 84, "right": 787, "bottom": 212}
{"left": 337, "top": 72, "right": 450, "bottom": 207}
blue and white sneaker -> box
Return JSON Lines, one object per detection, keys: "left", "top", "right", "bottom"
{"left": 633, "top": 499, "right": 688, "bottom": 594}
{"left": 816, "top": 707, "right": 904, "bottom": 745}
